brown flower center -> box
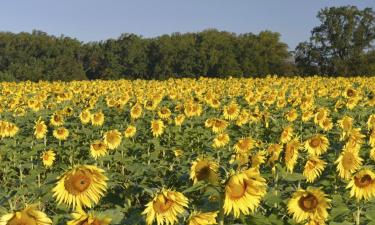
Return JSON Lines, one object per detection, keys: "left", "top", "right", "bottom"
{"left": 347, "top": 89, "right": 355, "bottom": 97}
{"left": 228, "top": 181, "right": 247, "bottom": 199}
{"left": 8, "top": 212, "right": 37, "bottom": 225}
{"left": 354, "top": 174, "right": 373, "bottom": 188}
{"left": 309, "top": 137, "right": 321, "bottom": 148}
{"left": 153, "top": 196, "right": 173, "bottom": 213}
{"left": 298, "top": 193, "right": 318, "bottom": 212}
{"left": 64, "top": 170, "right": 92, "bottom": 195}
{"left": 342, "top": 152, "right": 355, "bottom": 169}
{"left": 196, "top": 165, "right": 210, "bottom": 181}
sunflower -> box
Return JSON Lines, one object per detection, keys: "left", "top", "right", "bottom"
{"left": 223, "top": 168, "right": 267, "bottom": 218}
{"left": 233, "top": 137, "right": 255, "bottom": 154}
{"left": 303, "top": 156, "right": 326, "bottom": 183}
{"left": 124, "top": 125, "right": 137, "bottom": 138}
{"left": 314, "top": 108, "right": 329, "bottom": 125}
{"left": 301, "top": 110, "right": 314, "bottom": 122}
{"left": 223, "top": 101, "right": 240, "bottom": 120}
{"left": 53, "top": 127, "right": 69, "bottom": 140}
{"left": 285, "top": 109, "right": 298, "bottom": 122}
{"left": 187, "top": 211, "right": 218, "bottom": 225}
{"left": 304, "top": 134, "right": 329, "bottom": 156}
{"left": 267, "top": 143, "right": 283, "bottom": 166}
{"left": 91, "top": 112, "right": 105, "bottom": 126}
{"left": 343, "top": 87, "right": 358, "bottom": 98}
{"left": 79, "top": 109, "right": 92, "bottom": 124}
{"left": 103, "top": 129, "right": 122, "bottom": 150}
{"left": 251, "top": 150, "right": 267, "bottom": 168}
{"left": 41, "top": 149, "right": 56, "bottom": 168}
{"left": 212, "top": 133, "right": 230, "bottom": 148}
{"left": 347, "top": 169, "right": 375, "bottom": 201}
{"left": 319, "top": 118, "right": 333, "bottom": 132}
{"left": 280, "top": 126, "right": 293, "bottom": 143}
{"left": 370, "top": 130, "right": 375, "bottom": 148}
{"left": 337, "top": 116, "right": 353, "bottom": 140}
{"left": 174, "top": 114, "right": 185, "bottom": 126}
{"left": 158, "top": 107, "right": 172, "bottom": 119}
{"left": 50, "top": 112, "right": 64, "bottom": 127}
{"left": 0, "top": 204, "right": 52, "bottom": 225}
{"left": 34, "top": 119, "right": 48, "bottom": 139}
{"left": 151, "top": 119, "right": 165, "bottom": 137}
{"left": 2, "top": 122, "right": 19, "bottom": 137}
{"left": 130, "top": 103, "right": 143, "bottom": 119}
{"left": 285, "top": 139, "right": 300, "bottom": 173}
{"left": 211, "top": 119, "right": 228, "bottom": 133}
{"left": 90, "top": 140, "right": 108, "bottom": 159}
{"left": 335, "top": 143, "right": 363, "bottom": 180}
{"left": 53, "top": 165, "right": 108, "bottom": 209}
{"left": 67, "top": 209, "right": 111, "bottom": 225}
{"left": 173, "top": 149, "right": 183, "bottom": 158}
{"left": 235, "top": 110, "right": 249, "bottom": 127}
{"left": 142, "top": 189, "right": 189, "bottom": 225}
{"left": 287, "top": 188, "right": 330, "bottom": 224}
{"left": 190, "top": 157, "right": 219, "bottom": 184}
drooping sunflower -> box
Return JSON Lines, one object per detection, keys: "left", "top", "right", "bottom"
{"left": 0, "top": 204, "right": 52, "bottom": 225}
{"left": 303, "top": 156, "right": 326, "bottom": 183}
{"left": 90, "top": 140, "right": 108, "bottom": 159}
{"left": 91, "top": 112, "right": 105, "bottom": 126}
{"left": 41, "top": 149, "right": 56, "bottom": 168}
{"left": 251, "top": 150, "right": 267, "bottom": 168}
{"left": 53, "top": 127, "right": 69, "bottom": 141}
{"left": 124, "top": 125, "right": 137, "bottom": 138}
{"left": 212, "top": 133, "right": 230, "bottom": 149}
{"left": 79, "top": 109, "right": 92, "bottom": 124}
{"left": 233, "top": 137, "right": 255, "bottom": 154}
{"left": 151, "top": 119, "right": 165, "bottom": 137}
{"left": 267, "top": 143, "right": 283, "bottom": 166}
{"left": 174, "top": 114, "right": 185, "bottom": 126}
{"left": 187, "top": 211, "right": 218, "bottom": 225}
{"left": 223, "top": 168, "right": 267, "bottom": 218}
{"left": 190, "top": 157, "right": 219, "bottom": 184}
{"left": 368, "top": 114, "right": 375, "bottom": 131}
{"left": 280, "top": 126, "right": 293, "bottom": 143}
{"left": 142, "top": 189, "right": 189, "bottom": 225}
{"left": 304, "top": 134, "right": 329, "bottom": 156}
{"left": 285, "top": 139, "right": 300, "bottom": 173}
{"left": 67, "top": 209, "right": 111, "bottom": 225}
{"left": 335, "top": 143, "right": 363, "bottom": 180}
{"left": 34, "top": 119, "right": 48, "bottom": 139}
{"left": 346, "top": 169, "right": 375, "bottom": 201}
{"left": 337, "top": 116, "right": 353, "bottom": 140}
{"left": 103, "top": 129, "right": 122, "bottom": 150}
{"left": 287, "top": 188, "right": 331, "bottom": 224}
{"left": 52, "top": 165, "right": 108, "bottom": 209}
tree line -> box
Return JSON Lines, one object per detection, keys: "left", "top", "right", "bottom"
{"left": 0, "top": 5, "right": 374, "bottom": 81}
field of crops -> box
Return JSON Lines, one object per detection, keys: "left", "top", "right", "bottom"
{"left": 0, "top": 77, "right": 375, "bottom": 225}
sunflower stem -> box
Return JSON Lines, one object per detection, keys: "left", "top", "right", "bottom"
{"left": 218, "top": 193, "right": 225, "bottom": 225}
{"left": 356, "top": 206, "right": 361, "bottom": 225}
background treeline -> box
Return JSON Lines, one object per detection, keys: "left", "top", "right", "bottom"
{"left": 0, "top": 5, "right": 374, "bottom": 81}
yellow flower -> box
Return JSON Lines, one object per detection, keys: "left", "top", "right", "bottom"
{"left": 347, "top": 169, "right": 375, "bottom": 201}
{"left": 188, "top": 211, "right": 218, "bottom": 225}
{"left": 223, "top": 101, "right": 240, "bottom": 120}
{"left": 304, "top": 134, "right": 329, "bottom": 156}
{"left": 267, "top": 143, "right": 283, "bottom": 166}
{"left": 90, "top": 140, "right": 108, "bottom": 159}
{"left": 211, "top": 119, "right": 228, "bottom": 133}
{"left": 303, "top": 156, "right": 326, "bottom": 183}
{"left": 67, "top": 209, "right": 111, "bottom": 225}
{"left": 142, "top": 189, "right": 189, "bottom": 225}
{"left": 53, "top": 127, "right": 69, "bottom": 140}
{"left": 368, "top": 114, "right": 375, "bottom": 131}
{"left": 130, "top": 103, "right": 143, "bottom": 119}
{"left": 212, "top": 133, "right": 230, "bottom": 148}
{"left": 280, "top": 126, "right": 293, "bottom": 143}
{"left": 287, "top": 188, "right": 330, "bottom": 224}
{"left": 52, "top": 165, "right": 108, "bottom": 209}
{"left": 41, "top": 149, "right": 56, "bottom": 168}
{"left": 0, "top": 204, "right": 52, "bottom": 225}
{"left": 319, "top": 118, "right": 333, "bottom": 131}
{"left": 91, "top": 112, "right": 105, "bottom": 126}
{"left": 50, "top": 112, "right": 64, "bottom": 127}
{"left": 174, "top": 114, "right": 185, "bottom": 126}
{"left": 103, "top": 129, "right": 122, "bottom": 150}
{"left": 335, "top": 143, "right": 363, "bottom": 180}
{"left": 34, "top": 119, "right": 48, "bottom": 139}
{"left": 124, "top": 125, "right": 137, "bottom": 138}
{"left": 158, "top": 107, "right": 172, "bottom": 119}
{"left": 79, "top": 109, "right": 92, "bottom": 124}
{"left": 223, "top": 168, "right": 267, "bottom": 218}
{"left": 285, "top": 108, "right": 298, "bottom": 122}
{"left": 190, "top": 157, "right": 219, "bottom": 184}
{"left": 151, "top": 119, "right": 165, "bottom": 137}
{"left": 233, "top": 137, "right": 254, "bottom": 154}
{"left": 285, "top": 139, "right": 300, "bottom": 173}
{"left": 173, "top": 149, "right": 183, "bottom": 158}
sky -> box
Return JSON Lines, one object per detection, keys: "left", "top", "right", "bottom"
{"left": 0, "top": 0, "right": 374, "bottom": 50}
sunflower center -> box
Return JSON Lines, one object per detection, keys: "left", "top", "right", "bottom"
{"left": 342, "top": 152, "right": 355, "bottom": 169}
{"left": 57, "top": 129, "right": 64, "bottom": 135}
{"left": 36, "top": 124, "right": 44, "bottom": 133}
{"left": 64, "top": 171, "right": 92, "bottom": 195}
{"left": 153, "top": 196, "right": 173, "bottom": 213}
{"left": 196, "top": 165, "right": 210, "bottom": 181}
{"left": 354, "top": 174, "right": 373, "bottom": 188}
{"left": 298, "top": 194, "right": 318, "bottom": 212}
{"left": 310, "top": 138, "right": 321, "bottom": 148}
{"left": 228, "top": 182, "right": 247, "bottom": 199}
{"left": 7, "top": 213, "right": 37, "bottom": 225}
{"left": 227, "top": 107, "right": 236, "bottom": 114}
{"left": 83, "top": 219, "right": 102, "bottom": 225}
{"left": 347, "top": 89, "right": 354, "bottom": 97}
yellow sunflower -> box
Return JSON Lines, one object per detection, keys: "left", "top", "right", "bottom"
{"left": 223, "top": 168, "right": 267, "bottom": 218}
{"left": 52, "top": 165, "right": 108, "bottom": 209}
{"left": 285, "top": 108, "right": 298, "bottom": 122}
{"left": 91, "top": 112, "right": 105, "bottom": 126}
{"left": 190, "top": 157, "right": 219, "bottom": 184}
{"left": 130, "top": 103, "right": 143, "bottom": 119}
{"left": 222, "top": 101, "right": 240, "bottom": 120}
{"left": 280, "top": 126, "right": 293, "bottom": 143}
{"left": 142, "top": 189, "right": 189, "bottom": 225}
{"left": 285, "top": 139, "right": 300, "bottom": 173}
{"left": 251, "top": 150, "right": 267, "bottom": 168}
{"left": 34, "top": 119, "right": 48, "bottom": 139}
{"left": 303, "top": 156, "right": 326, "bottom": 183}
{"left": 212, "top": 133, "right": 230, "bottom": 148}
{"left": 103, "top": 129, "right": 122, "bottom": 150}
{"left": 174, "top": 114, "right": 185, "bottom": 126}
{"left": 0, "top": 204, "right": 52, "bottom": 225}
{"left": 53, "top": 127, "right": 69, "bottom": 141}
{"left": 50, "top": 112, "right": 64, "bottom": 127}
{"left": 304, "top": 134, "right": 329, "bottom": 156}
{"left": 211, "top": 119, "right": 228, "bottom": 133}
{"left": 90, "top": 140, "right": 108, "bottom": 159}
{"left": 158, "top": 107, "right": 172, "bottom": 119}
{"left": 335, "top": 143, "right": 363, "bottom": 180}
{"left": 319, "top": 118, "right": 333, "bottom": 132}
{"left": 287, "top": 188, "right": 330, "bottom": 224}
{"left": 188, "top": 211, "right": 218, "bottom": 225}
{"left": 233, "top": 137, "right": 255, "bottom": 154}
{"left": 41, "top": 149, "right": 56, "bottom": 168}
{"left": 67, "top": 209, "right": 111, "bottom": 225}
{"left": 368, "top": 114, "right": 375, "bottom": 131}
{"left": 267, "top": 144, "right": 283, "bottom": 166}
{"left": 346, "top": 169, "right": 375, "bottom": 201}
{"left": 124, "top": 125, "right": 137, "bottom": 138}
{"left": 151, "top": 119, "right": 165, "bottom": 137}
{"left": 79, "top": 109, "right": 92, "bottom": 124}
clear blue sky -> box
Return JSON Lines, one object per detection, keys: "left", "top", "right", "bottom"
{"left": 0, "top": 0, "right": 374, "bottom": 49}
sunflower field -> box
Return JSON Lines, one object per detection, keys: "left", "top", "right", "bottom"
{"left": 0, "top": 77, "right": 375, "bottom": 225}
